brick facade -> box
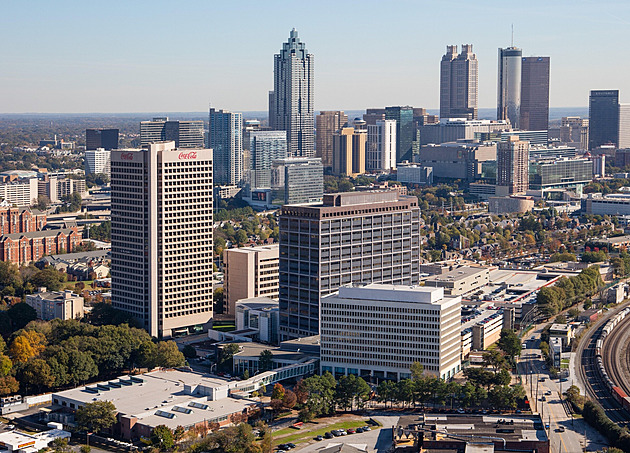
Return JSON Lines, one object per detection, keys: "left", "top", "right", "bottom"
{"left": 0, "top": 207, "right": 46, "bottom": 235}
{"left": 0, "top": 228, "right": 82, "bottom": 264}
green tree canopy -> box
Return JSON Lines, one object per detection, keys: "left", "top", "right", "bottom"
{"left": 75, "top": 401, "right": 117, "bottom": 433}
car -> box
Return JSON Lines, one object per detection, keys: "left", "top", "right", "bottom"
{"left": 539, "top": 378, "right": 546, "bottom": 382}
{"left": 286, "top": 444, "right": 296, "bottom": 449}
{"left": 541, "top": 396, "right": 546, "bottom": 402}
{"left": 545, "top": 390, "right": 552, "bottom": 395}
{"left": 324, "top": 432, "right": 333, "bottom": 439}
{"left": 515, "top": 410, "right": 522, "bottom": 414}
{"left": 363, "top": 426, "right": 371, "bottom": 431}
{"left": 332, "top": 430, "right": 342, "bottom": 437}
{"left": 314, "top": 435, "right": 323, "bottom": 441}
{"left": 522, "top": 343, "right": 527, "bottom": 349}
{"left": 558, "top": 426, "right": 565, "bottom": 432}
{"left": 545, "top": 423, "right": 550, "bottom": 429}
{"left": 347, "top": 429, "right": 355, "bottom": 434}
{"left": 356, "top": 428, "right": 364, "bottom": 433}
{"left": 457, "top": 408, "right": 466, "bottom": 414}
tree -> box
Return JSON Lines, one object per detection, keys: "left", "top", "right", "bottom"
{"left": 151, "top": 425, "right": 174, "bottom": 450}
{"left": 282, "top": 389, "right": 297, "bottom": 409}
{"left": 482, "top": 349, "right": 507, "bottom": 372}
{"left": 7, "top": 303, "right": 37, "bottom": 331}
{"left": 29, "top": 267, "right": 67, "bottom": 292}
{"left": 235, "top": 229, "right": 248, "bottom": 245}
{"left": 0, "top": 376, "right": 19, "bottom": 395}
{"left": 154, "top": 341, "right": 186, "bottom": 368}
{"left": 213, "top": 288, "right": 225, "bottom": 314}
{"left": 17, "top": 358, "right": 54, "bottom": 392}
{"left": 182, "top": 344, "right": 197, "bottom": 359}
{"left": 269, "top": 398, "right": 284, "bottom": 412}
{"left": 271, "top": 383, "right": 285, "bottom": 401}
{"left": 498, "top": 329, "right": 521, "bottom": 363}
{"left": 9, "top": 330, "right": 46, "bottom": 363}
{"left": 258, "top": 349, "right": 273, "bottom": 372}
{"left": 217, "top": 343, "right": 240, "bottom": 372}
{"left": 555, "top": 314, "right": 567, "bottom": 324}
{"left": 36, "top": 195, "right": 50, "bottom": 211}
{"left": 80, "top": 445, "right": 91, "bottom": 453}
{"left": 75, "top": 401, "right": 117, "bottom": 433}
{"left": 300, "top": 373, "right": 337, "bottom": 418}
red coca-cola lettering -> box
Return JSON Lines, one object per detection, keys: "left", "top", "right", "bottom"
{"left": 120, "top": 152, "right": 134, "bottom": 161}
{"left": 178, "top": 151, "right": 198, "bottom": 160}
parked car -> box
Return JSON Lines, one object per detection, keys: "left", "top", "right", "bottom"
{"left": 347, "top": 429, "right": 355, "bottom": 434}
{"left": 314, "top": 435, "right": 323, "bottom": 441}
{"left": 324, "top": 432, "right": 333, "bottom": 439}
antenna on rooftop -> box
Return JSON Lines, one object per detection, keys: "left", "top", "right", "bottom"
{"left": 511, "top": 24, "right": 514, "bottom": 47}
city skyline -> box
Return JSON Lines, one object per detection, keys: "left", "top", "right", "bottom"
{"left": 2, "top": 1, "right": 630, "bottom": 113}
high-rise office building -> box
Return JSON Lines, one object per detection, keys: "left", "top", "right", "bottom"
{"left": 278, "top": 190, "right": 421, "bottom": 340}
{"left": 86, "top": 128, "right": 119, "bottom": 150}
{"left": 209, "top": 108, "right": 243, "bottom": 186}
{"left": 224, "top": 244, "right": 280, "bottom": 317}
{"left": 618, "top": 104, "right": 630, "bottom": 149}
{"left": 321, "top": 284, "right": 461, "bottom": 380}
{"left": 110, "top": 142, "right": 213, "bottom": 338}
{"left": 332, "top": 127, "right": 366, "bottom": 177}
{"left": 248, "top": 130, "right": 287, "bottom": 190}
{"left": 496, "top": 135, "right": 530, "bottom": 194}
{"left": 140, "top": 118, "right": 204, "bottom": 149}
{"left": 366, "top": 119, "right": 397, "bottom": 172}
{"left": 316, "top": 111, "right": 348, "bottom": 169}
{"left": 84, "top": 149, "right": 111, "bottom": 178}
{"left": 269, "top": 29, "right": 314, "bottom": 157}
{"left": 385, "top": 106, "right": 414, "bottom": 163}
{"left": 271, "top": 157, "right": 323, "bottom": 205}
{"left": 520, "top": 57, "right": 550, "bottom": 131}
{"left": 363, "top": 108, "right": 386, "bottom": 126}
{"left": 440, "top": 45, "right": 478, "bottom": 120}
{"left": 589, "top": 90, "right": 619, "bottom": 150}
{"left": 559, "top": 117, "right": 589, "bottom": 150}
{"left": 497, "top": 47, "right": 523, "bottom": 128}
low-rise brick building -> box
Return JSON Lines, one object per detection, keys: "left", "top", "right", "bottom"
{"left": 0, "top": 228, "right": 82, "bottom": 264}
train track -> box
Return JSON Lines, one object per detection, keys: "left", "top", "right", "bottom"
{"left": 577, "top": 304, "right": 630, "bottom": 426}
{"left": 602, "top": 312, "right": 630, "bottom": 402}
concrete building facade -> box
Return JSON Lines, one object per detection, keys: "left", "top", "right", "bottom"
{"left": 271, "top": 157, "right": 323, "bottom": 205}
{"left": 316, "top": 111, "right": 347, "bottom": 169}
{"left": 497, "top": 135, "right": 529, "bottom": 194}
{"left": 332, "top": 127, "right": 366, "bottom": 177}
{"left": 111, "top": 142, "right": 213, "bottom": 338}
{"left": 366, "top": 119, "right": 397, "bottom": 172}
{"left": 417, "top": 142, "right": 496, "bottom": 181}
{"left": 320, "top": 284, "right": 461, "bottom": 381}
{"left": 279, "top": 191, "right": 421, "bottom": 339}
{"left": 84, "top": 149, "right": 111, "bottom": 178}
{"left": 224, "top": 244, "right": 280, "bottom": 317}
{"left": 26, "top": 289, "right": 84, "bottom": 321}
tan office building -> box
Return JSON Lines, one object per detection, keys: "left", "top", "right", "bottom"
{"left": 496, "top": 135, "right": 530, "bottom": 195}
{"left": 224, "top": 244, "right": 279, "bottom": 316}
{"left": 316, "top": 111, "right": 347, "bottom": 169}
{"left": 332, "top": 127, "right": 366, "bottom": 177}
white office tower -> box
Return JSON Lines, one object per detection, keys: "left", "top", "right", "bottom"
{"left": 321, "top": 284, "right": 462, "bottom": 381}
{"left": 497, "top": 47, "right": 522, "bottom": 129}
{"left": 84, "top": 148, "right": 111, "bottom": 178}
{"left": 366, "top": 120, "right": 397, "bottom": 172}
{"left": 110, "top": 142, "right": 213, "bottom": 338}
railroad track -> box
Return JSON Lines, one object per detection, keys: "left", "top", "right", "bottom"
{"left": 602, "top": 312, "right": 630, "bottom": 410}
{"left": 577, "top": 304, "right": 630, "bottom": 426}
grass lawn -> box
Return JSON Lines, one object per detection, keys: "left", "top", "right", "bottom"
{"left": 212, "top": 324, "right": 236, "bottom": 332}
{"left": 273, "top": 419, "right": 379, "bottom": 447}
{"left": 63, "top": 280, "right": 95, "bottom": 290}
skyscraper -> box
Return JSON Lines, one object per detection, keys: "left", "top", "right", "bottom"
{"left": 248, "top": 130, "right": 287, "bottom": 190}
{"left": 209, "top": 108, "right": 243, "bottom": 186}
{"left": 496, "top": 135, "right": 530, "bottom": 194}
{"left": 140, "top": 118, "right": 204, "bottom": 149}
{"left": 85, "top": 149, "right": 111, "bottom": 178}
{"left": 440, "top": 45, "right": 478, "bottom": 120}
{"left": 520, "top": 56, "right": 550, "bottom": 131}
{"left": 278, "top": 190, "right": 421, "bottom": 340}
{"left": 110, "top": 142, "right": 213, "bottom": 338}
{"left": 86, "top": 128, "right": 119, "bottom": 150}
{"left": 316, "top": 111, "right": 348, "bottom": 169}
{"left": 385, "top": 106, "right": 414, "bottom": 163}
{"left": 366, "top": 119, "right": 397, "bottom": 172}
{"left": 619, "top": 104, "right": 630, "bottom": 149}
{"left": 271, "top": 157, "right": 323, "bottom": 205}
{"left": 497, "top": 47, "right": 523, "bottom": 128}
{"left": 589, "top": 90, "right": 620, "bottom": 150}
{"left": 269, "top": 29, "right": 314, "bottom": 157}
{"left": 332, "top": 127, "right": 366, "bottom": 177}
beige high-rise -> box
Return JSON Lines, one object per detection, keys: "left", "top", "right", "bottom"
{"left": 224, "top": 244, "right": 279, "bottom": 317}
{"left": 332, "top": 127, "right": 366, "bottom": 177}
{"left": 496, "top": 135, "right": 529, "bottom": 194}
{"left": 316, "top": 111, "right": 348, "bottom": 168}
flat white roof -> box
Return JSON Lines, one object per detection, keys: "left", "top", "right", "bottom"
{"left": 335, "top": 284, "right": 451, "bottom": 305}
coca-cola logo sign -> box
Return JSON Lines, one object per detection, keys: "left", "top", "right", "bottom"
{"left": 120, "top": 152, "right": 134, "bottom": 161}
{"left": 178, "top": 151, "right": 197, "bottom": 160}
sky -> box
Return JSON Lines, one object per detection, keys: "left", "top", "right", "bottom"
{"left": 1, "top": 0, "right": 630, "bottom": 113}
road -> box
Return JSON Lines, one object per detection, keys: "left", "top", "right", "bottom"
{"left": 518, "top": 327, "right": 608, "bottom": 452}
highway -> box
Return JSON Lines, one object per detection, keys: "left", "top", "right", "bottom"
{"left": 518, "top": 327, "right": 608, "bottom": 452}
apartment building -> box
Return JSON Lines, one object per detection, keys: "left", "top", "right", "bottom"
{"left": 25, "top": 289, "right": 84, "bottom": 321}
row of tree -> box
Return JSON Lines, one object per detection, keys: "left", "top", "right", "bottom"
{"left": 536, "top": 265, "right": 603, "bottom": 316}
{"left": 2, "top": 318, "right": 185, "bottom": 395}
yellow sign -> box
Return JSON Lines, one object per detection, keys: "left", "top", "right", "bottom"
{"left": 18, "top": 441, "right": 36, "bottom": 448}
